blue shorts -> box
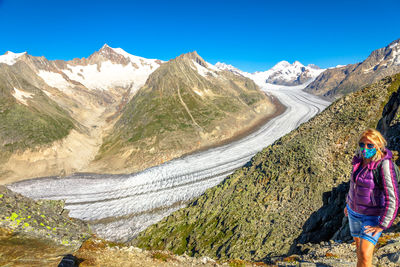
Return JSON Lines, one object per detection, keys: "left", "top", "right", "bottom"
{"left": 347, "top": 204, "right": 382, "bottom": 245}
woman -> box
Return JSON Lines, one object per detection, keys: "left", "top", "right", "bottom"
{"left": 345, "top": 128, "right": 399, "bottom": 267}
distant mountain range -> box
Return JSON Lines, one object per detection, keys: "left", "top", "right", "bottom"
{"left": 2, "top": 38, "right": 400, "bottom": 182}
{"left": 215, "top": 60, "right": 325, "bottom": 87}
{"left": 0, "top": 46, "right": 278, "bottom": 182}
{"left": 305, "top": 38, "right": 400, "bottom": 99}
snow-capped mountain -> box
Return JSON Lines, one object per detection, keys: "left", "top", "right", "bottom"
{"left": 0, "top": 51, "right": 27, "bottom": 65}
{"left": 215, "top": 60, "right": 325, "bottom": 87}
{"left": 0, "top": 45, "right": 163, "bottom": 97}
{"left": 59, "top": 44, "right": 163, "bottom": 93}
{"left": 252, "top": 61, "right": 324, "bottom": 86}
{"left": 35, "top": 44, "right": 162, "bottom": 96}
{"left": 215, "top": 62, "right": 251, "bottom": 77}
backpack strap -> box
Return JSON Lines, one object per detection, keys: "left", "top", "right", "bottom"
{"left": 373, "top": 160, "right": 384, "bottom": 189}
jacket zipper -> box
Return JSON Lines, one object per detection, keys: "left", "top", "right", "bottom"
{"left": 371, "top": 190, "right": 376, "bottom": 206}
{"left": 355, "top": 165, "right": 377, "bottom": 206}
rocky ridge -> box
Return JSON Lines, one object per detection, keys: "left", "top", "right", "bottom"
{"left": 134, "top": 73, "right": 400, "bottom": 261}
{"left": 305, "top": 38, "right": 400, "bottom": 99}
{"left": 0, "top": 185, "right": 89, "bottom": 247}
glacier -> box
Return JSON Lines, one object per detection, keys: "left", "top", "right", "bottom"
{"left": 8, "top": 82, "right": 331, "bottom": 242}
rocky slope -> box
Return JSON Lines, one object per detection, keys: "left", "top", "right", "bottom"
{"left": 91, "top": 51, "right": 277, "bottom": 173}
{"left": 271, "top": 229, "right": 400, "bottom": 266}
{"left": 305, "top": 38, "right": 400, "bottom": 99}
{"left": 134, "top": 73, "right": 400, "bottom": 261}
{"left": 0, "top": 60, "right": 77, "bottom": 180}
{"left": 0, "top": 184, "right": 89, "bottom": 265}
{"left": 3, "top": 183, "right": 400, "bottom": 266}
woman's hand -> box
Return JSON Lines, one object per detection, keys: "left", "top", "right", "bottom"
{"left": 344, "top": 206, "right": 348, "bottom": 217}
{"left": 364, "top": 225, "right": 384, "bottom": 237}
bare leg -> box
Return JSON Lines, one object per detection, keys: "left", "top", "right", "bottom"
{"left": 354, "top": 237, "right": 361, "bottom": 264}
{"left": 357, "top": 238, "right": 375, "bottom": 267}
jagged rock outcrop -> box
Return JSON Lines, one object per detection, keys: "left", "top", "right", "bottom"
{"left": 92, "top": 51, "right": 278, "bottom": 173}
{"left": 305, "top": 38, "right": 400, "bottom": 99}
{"left": 134, "top": 74, "right": 400, "bottom": 261}
{"left": 378, "top": 84, "right": 400, "bottom": 161}
{"left": 0, "top": 185, "right": 89, "bottom": 247}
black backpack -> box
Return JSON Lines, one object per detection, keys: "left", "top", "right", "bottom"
{"left": 58, "top": 254, "right": 78, "bottom": 267}
{"left": 372, "top": 159, "right": 400, "bottom": 190}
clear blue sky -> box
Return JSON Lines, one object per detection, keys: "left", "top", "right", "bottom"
{"left": 1, "top": 0, "right": 399, "bottom": 72}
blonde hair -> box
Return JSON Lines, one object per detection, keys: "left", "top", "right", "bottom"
{"left": 357, "top": 128, "right": 387, "bottom": 161}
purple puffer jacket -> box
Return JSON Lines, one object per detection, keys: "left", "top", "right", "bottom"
{"left": 346, "top": 148, "right": 399, "bottom": 229}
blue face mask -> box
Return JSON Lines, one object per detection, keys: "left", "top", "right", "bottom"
{"left": 360, "top": 147, "right": 377, "bottom": 159}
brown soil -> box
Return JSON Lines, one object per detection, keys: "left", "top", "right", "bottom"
{"left": 0, "top": 228, "right": 74, "bottom": 267}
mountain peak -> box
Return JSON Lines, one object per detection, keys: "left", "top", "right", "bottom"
{"left": 100, "top": 43, "right": 111, "bottom": 50}
{"left": 215, "top": 62, "right": 249, "bottom": 77}
{"left": 252, "top": 60, "right": 324, "bottom": 86}
{"left": 307, "top": 64, "right": 321, "bottom": 70}
{"left": 215, "top": 62, "right": 235, "bottom": 70}
{"left": 98, "top": 43, "right": 117, "bottom": 55}
{"left": 180, "top": 51, "right": 200, "bottom": 60}
{"left": 273, "top": 60, "right": 291, "bottom": 68}
{"left": 387, "top": 38, "right": 400, "bottom": 49}
{"left": 0, "top": 51, "right": 27, "bottom": 65}
{"left": 3, "top": 51, "right": 27, "bottom": 56}
{"left": 179, "top": 51, "right": 208, "bottom": 68}
{"left": 86, "top": 44, "right": 132, "bottom": 65}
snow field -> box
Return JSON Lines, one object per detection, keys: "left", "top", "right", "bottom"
{"left": 12, "top": 87, "right": 34, "bottom": 105}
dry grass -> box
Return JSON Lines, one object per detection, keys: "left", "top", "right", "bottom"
{"left": 151, "top": 251, "right": 174, "bottom": 262}
{"left": 325, "top": 252, "right": 339, "bottom": 258}
{"left": 282, "top": 255, "right": 300, "bottom": 263}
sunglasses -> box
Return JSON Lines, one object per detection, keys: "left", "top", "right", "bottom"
{"left": 359, "top": 142, "right": 375, "bottom": 149}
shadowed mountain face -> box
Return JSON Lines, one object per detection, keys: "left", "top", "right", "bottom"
{"left": 93, "top": 51, "right": 277, "bottom": 173}
{"left": 305, "top": 39, "right": 400, "bottom": 99}
{"left": 134, "top": 74, "right": 400, "bottom": 261}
